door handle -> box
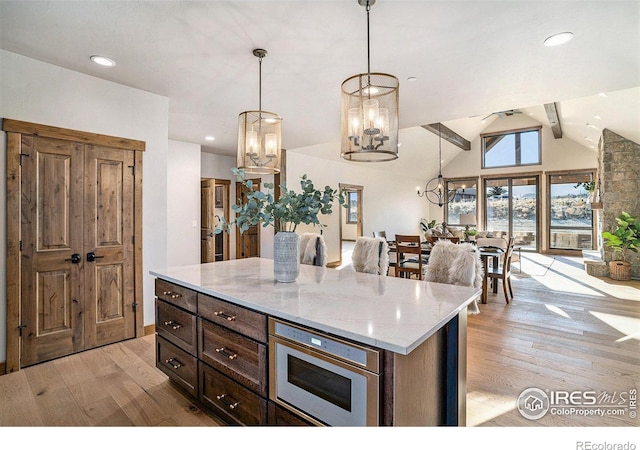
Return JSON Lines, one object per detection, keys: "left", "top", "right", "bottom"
{"left": 86, "top": 252, "right": 104, "bottom": 262}
{"left": 64, "top": 253, "right": 82, "bottom": 264}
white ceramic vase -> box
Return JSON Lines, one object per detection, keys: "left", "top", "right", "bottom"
{"left": 273, "top": 231, "right": 300, "bottom": 282}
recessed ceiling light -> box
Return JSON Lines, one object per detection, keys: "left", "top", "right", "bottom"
{"left": 586, "top": 122, "right": 600, "bottom": 129}
{"left": 205, "top": 136, "right": 215, "bottom": 141}
{"left": 407, "top": 77, "right": 417, "bottom": 82}
{"left": 598, "top": 92, "right": 608, "bottom": 97}
{"left": 593, "top": 114, "right": 601, "bottom": 120}
{"left": 90, "top": 55, "right": 116, "bottom": 67}
{"left": 543, "top": 32, "right": 574, "bottom": 47}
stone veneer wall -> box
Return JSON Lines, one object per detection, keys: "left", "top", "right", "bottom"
{"left": 596, "top": 128, "right": 640, "bottom": 279}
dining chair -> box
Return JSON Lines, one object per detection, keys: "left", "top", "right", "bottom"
{"left": 373, "top": 231, "right": 397, "bottom": 268}
{"left": 351, "top": 236, "right": 389, "bottom": 275}
{"left": 299, "top": 232, "right": 327, "bottom": 266}
{"left": 485, "top": 236, "right": 515, "bottom": 303}
{"left": 373, "top": 231, "right": 387, "bottom": 239}
{"left": 423, "top": 240, "right": 482, "bottom": 314}
{"left": 394, "top": 234, "right": 426, "bottom": 280}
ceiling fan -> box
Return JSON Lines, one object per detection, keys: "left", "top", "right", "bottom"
{"left": 481, "top": 109, "right": 523, "bottom": 120}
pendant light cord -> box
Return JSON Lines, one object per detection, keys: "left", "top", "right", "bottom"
{"left": 258, "top": 54, "right": 263, "bottom": 133}
{"left": 366, "top": 0, "right": 371, "bottom": 92}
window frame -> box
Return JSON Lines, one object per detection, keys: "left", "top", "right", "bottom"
{"left": 444, "top": 177, "right": 479, "bottom": 227}
{"left": 481, "top": 126, "right": 542, "bottom": 169}
{"left": 546, "top": 169, "right": 597, "bottom": 254}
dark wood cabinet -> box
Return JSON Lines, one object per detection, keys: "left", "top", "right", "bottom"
{"left": 155, "top": 279, "right": 271, "bottom": 425}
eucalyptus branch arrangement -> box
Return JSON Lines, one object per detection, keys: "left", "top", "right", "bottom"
{"left": 216, "top": 168, "right": 346, "bottom": 234}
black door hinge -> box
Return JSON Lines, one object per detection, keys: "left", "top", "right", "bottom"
{"left": 132, "top": 302, "right": 138, "bottom": 311}
{"left": 19, "top": 153, "right": 30, "bottom": 165}
{"left": 128, "top": 165, "right": 135, "bottom": 176}
{"left": 18, "top": 324, "right": 27, "bottom": 336}
{"left": 20, "top": 240, "right": 23, "bottom": 251}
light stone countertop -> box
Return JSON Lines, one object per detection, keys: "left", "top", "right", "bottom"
{"left": 150, "top": 258, "right": 480, "bottom": 355}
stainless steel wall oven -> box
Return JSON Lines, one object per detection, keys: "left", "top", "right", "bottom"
{"left": 268, "top": 318, "right": 381, "bottom": 426}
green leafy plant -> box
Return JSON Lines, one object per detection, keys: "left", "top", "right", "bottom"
{"left": 602, "top": 211, "right": 640, "bottom": 262}
{"left": 216, "top": 168, "right": 346, "bottom": 234}
{"left": 464, "top": 228, "right": 479, "bottom": 237}
{"left": 420, "top": 219, "right": 437, "bottom": 232}
{"left": 574, "top": 180, "right": 596, "bottom": 193}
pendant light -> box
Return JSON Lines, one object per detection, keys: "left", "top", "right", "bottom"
{"left": 417, "top": 124, "right": 456, "bottom": 207}
{"left": 341, "top": 0, "right": 399, "bottom": 162}
{"left": 237, "top": 49, "right": 282, "bottom": 174}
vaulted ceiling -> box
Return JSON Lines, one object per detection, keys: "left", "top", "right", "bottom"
{"left": 1, "top": 1, "right": 638, "bottom": 163}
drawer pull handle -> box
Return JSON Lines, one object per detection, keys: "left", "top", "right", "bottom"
{"left": 215, "top": 347, "right": 238, "bottom": 360}
{"left": 216, "top": 394, "right": 239, "bottom": 410}
{"left": 162, "top": 290, "right": 182, "bottom": 299}
{"left": 165, "top": 358, "right": 183, "bottom": 369}
{"left": 213, "top": 311, "right": 236, "bottom": 322}
{"left": 163, "top": 320, "right": 182, "bottom": 330}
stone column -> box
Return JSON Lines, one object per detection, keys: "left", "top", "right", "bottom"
{"left": 598, "top": 128, "right": 640, "bottom": 279}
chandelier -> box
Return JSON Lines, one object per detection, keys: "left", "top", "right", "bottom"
{"left": 417, "top": 124, "right": 456, "bottom": 207}
{"left": 341, "top": 0, "right": 399, "bottom": 162}
{"left": 237, "top": 49, "right": 282, "bottom": 174}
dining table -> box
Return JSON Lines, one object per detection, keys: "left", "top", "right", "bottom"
{"left": 478, "top": 247, "right": 505, "bottom": 304}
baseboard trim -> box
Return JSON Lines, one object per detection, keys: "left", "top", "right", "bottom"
{"left": 143, "top": 324, "right": 156, "bottom": 336}
{"left": 0, "top": 361, "right": 6, "bottom": 376}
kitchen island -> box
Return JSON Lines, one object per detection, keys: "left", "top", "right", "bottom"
{"left": 151, "top": 258, "right": 480, "bottom": 426}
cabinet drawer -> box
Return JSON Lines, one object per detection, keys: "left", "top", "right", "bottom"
{"left": 156, "top": 299, "right": 197, "bottom": 355}
{"left": 199, "top": 318, "right": 267, "bottom": 397}
{"left": 156, "top": 335, "right": 197, "bottom": 398}
{"left": 199, "top": 362, "right": 267, "bottom": 426}
{"left": 155, "top": 279, "right": 197, "bottom": 313}
{"left": 198, "top": 293, "right": 267, "bottom": 343}
{"left": 268, "top": 401, "right": 313, "bottom": 426}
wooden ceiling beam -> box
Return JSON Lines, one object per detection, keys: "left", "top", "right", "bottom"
{"left": 421, "top": 123, "right": 471, "bottom": 151}
{"left": 544, "top": 102, "right": 563, "bottom": 139}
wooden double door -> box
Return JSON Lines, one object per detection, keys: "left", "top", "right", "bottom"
{"left": 4, "top": 120, "right": 144, "bottom": 370}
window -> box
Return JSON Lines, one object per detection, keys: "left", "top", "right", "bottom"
{"left": 346, "top": 191, "right": 358, "bottom": 224}
{"left": 547, "top": 171, "right": 595, "bottom": 251}
{"left": 482, "top": 127, "right": 541, "bottom": 169}
{"left": 445, "top": 178, "right": 478, "bottom": 226}
{"left": 484, "top": 175, "right": 539, "bottom": 251}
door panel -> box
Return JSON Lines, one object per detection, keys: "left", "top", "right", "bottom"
{"left": 201, "top": 179, "right": 216, "bottom": 263}
{"left": 84, "top": 145, "right": 136, "bottom": 348}
{"left": 236, "top": 180, "right": 260, "bottom": 259}
{"left": 20, "top": 136, "right": 84, "bottom": 366}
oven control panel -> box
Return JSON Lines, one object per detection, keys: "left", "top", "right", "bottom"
{"left": 273, "top": 320, "right": 370, "bottom": 368}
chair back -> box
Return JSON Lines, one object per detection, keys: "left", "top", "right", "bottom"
{"left": 502, "top": 236, "right": 516, "bottom": 275}
{"left": 351, "top": 237, "right": 389, "bottom": 275}
{"left": 394, "top": 234, "right": 424, "bottom": 279}
{"left": 299, "top": 233, "right": 326, "bottom": 267}
{"left": 424, "top": 240, "right": 482, "bottom": 314}
{"left": 373, "top": 231, "right": 387, "bottom": 240}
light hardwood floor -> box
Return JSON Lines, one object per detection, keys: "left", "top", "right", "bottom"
{"left": 0, "top": 253, "right": 638, "bottom": 427}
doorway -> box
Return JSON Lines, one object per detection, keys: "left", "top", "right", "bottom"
{"left": 201, "top": 178, "right": 230, "bottom": 262}
{"left": 339, "top": 184, "right": 364, "bottom": 267}
{"left": 4, "top": 119, "right": 144, "bottom": 372}
{"left": 483, "top": 174, "right": 540, "bottom": 251}
{"left": 235, "top": 178, "right": 261, "bottom": 259}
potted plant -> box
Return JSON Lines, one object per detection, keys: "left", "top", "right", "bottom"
{"left": 217, "top": 168, "right": 345, "bottom": 282}
{"left": 464, "top": 228, "right": 479, "bottom": 242}
{"left": 602, "top": 211, "right": 640, "bottom": 281}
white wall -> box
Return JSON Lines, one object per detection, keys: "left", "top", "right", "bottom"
{"left": 168, "top": 140, "right": 201, "bottom": 267}
{"left": 0, "top": 50, "right": 169, "bottom": 362}
{"left": 288, "top": 144, "right": 428, "bottom": 263}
